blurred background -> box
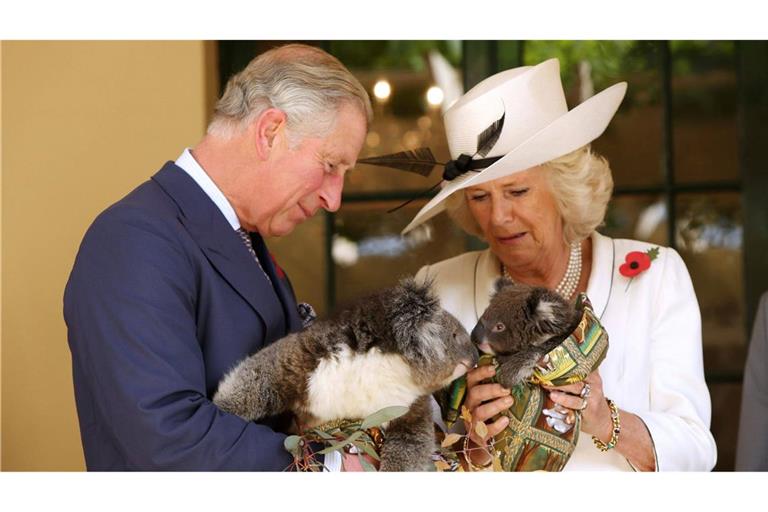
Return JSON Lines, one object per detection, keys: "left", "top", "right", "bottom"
{"left": 2, "top": 40, "right": 767, "bottom": 471}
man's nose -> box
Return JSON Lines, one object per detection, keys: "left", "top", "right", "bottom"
{"left": 319, "top": 174, "right": 344, "bottom": 212}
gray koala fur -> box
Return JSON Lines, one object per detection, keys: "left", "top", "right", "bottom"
{"left": 213, "top": 277, "right": 478, "bottom": 471}
{"left": 471, "top": 279, "right": 584, "bottom": 388}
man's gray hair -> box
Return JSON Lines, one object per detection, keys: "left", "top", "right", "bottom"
{"left": 208, "top": 44, "right": 372, "bottom": 144}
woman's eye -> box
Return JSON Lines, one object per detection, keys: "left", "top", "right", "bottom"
{"left": 469, "top": 194, "right": 488, "bottom": 202}
{"left": 492, "top": 322, "right": 506, "bottom": 333}
{"left": 508, "top": 188, "right": 529, "bottom": 197}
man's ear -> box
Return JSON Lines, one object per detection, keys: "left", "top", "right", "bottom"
{"left": 253, "top": 108, "right": 287, "bottom": 159}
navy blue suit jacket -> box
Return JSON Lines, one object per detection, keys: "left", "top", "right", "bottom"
{"left": 64, "top": 162, "right": 305, "bottom": 470}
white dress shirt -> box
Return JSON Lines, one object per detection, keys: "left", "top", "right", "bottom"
{"left": 175, "top": 148, "right": 241, "bottom": 230}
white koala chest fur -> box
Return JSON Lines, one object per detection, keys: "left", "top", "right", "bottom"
{"left": 306, "top": 345, "right": 422, "bottom": 425}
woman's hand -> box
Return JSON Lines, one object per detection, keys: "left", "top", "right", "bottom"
{"left": 463, "top": 364, "right": 514, "bottom": 465}
{"left": 543, "top": 370, "right": 613, "bottom": 443}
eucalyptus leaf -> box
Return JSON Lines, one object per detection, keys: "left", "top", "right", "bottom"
{"left": 358, "top": 454, "right": 378, "bottom": 472}
{"left": 474, "top": 421, "right": 488, "bottom": 439}
{"left": 441, "top": 433, "right": 463, "bottom": 448}
{"left": 310, "top": 428, "right": 336, "bottom": 441}
{"left": 317, "top": 430, "right": 365, "bottom": 455}
{"left": 284, "top": 435, "right": 302, "bottom": 456}
{"left": 353, "top": 440, "right": 381, "bottom": 461}
{"left": 361, "top": 406, "right": 409, "bottom": 430}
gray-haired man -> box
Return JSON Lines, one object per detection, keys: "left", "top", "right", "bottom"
{"left": 64, "top": 44, "right": 371, "bottom": 470}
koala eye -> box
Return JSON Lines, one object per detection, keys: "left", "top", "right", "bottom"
{"left": 492, "top": 322, "right": 506, "bottom": 333}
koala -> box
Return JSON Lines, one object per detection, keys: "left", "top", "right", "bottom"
{"left": 470, "top": 279, "right": 584, "bottom": 389}
{"left": 213, "top": 277, "right": 478, "bottom": 471}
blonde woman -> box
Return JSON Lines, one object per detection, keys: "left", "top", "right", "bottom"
{"left": 405, "top": 59, "right": 716, "bottom": 471}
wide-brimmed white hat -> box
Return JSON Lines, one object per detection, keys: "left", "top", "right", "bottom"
{"left": 401, "top": 58, "right": 627, "bottom": 235}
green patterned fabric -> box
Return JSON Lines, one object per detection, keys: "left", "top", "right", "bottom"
{"left": 441, "top": 293, "right": 609, "bottom": 471}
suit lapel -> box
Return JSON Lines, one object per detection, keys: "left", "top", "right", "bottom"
{"left": 151, "top": 163, "right": 287, "bottom": 341}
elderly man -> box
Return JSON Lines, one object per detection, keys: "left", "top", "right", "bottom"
{"left": 64, "top": 44, "right": 371, "bottom": 470}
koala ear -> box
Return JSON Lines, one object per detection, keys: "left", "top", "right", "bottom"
{"left": 390, "top": 277, "right": 439, "bottom": 345}
{"left": 493, "top": 277, "right": 514, "bottom": 294}
{"left": 526, "top": 287, "right": 545, "bottom": 317}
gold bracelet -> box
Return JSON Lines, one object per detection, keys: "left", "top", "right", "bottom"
{"left": 592, "top": 398, "right": 620, "bottom": 452}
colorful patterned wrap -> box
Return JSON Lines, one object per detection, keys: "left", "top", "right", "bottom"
{"left": 440, "top": 293, "right": 609, "bottom": 471}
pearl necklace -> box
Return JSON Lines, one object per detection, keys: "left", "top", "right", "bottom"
{"left": 502, "top": 241, "right": 583, "bottom": 300}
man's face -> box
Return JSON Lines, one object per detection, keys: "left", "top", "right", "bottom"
{"left": 250, "top": 103, "right": 367, "bottom": 237}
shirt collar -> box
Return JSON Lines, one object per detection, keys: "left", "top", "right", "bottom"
{"left": 175, "top": 148, "right": 241, "bottom": 231}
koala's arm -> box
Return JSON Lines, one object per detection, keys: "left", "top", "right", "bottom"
{"left": 379, "top": 396, "right": 436, "bottom": 471}
{"left": 213, "top": 342, "right": 293, "bottom": 422}
{"left": 495, "top": 353, "right": 535, "bottom": 389}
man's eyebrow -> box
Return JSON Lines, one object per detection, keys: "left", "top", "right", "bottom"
{"left": 322, "top": 151, "right": 348, "bottom": 165}
{"left": 335, "top": 155, "right": 354, "bottom": 167}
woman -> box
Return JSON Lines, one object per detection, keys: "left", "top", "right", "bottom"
{"left": 406, "top": 59, "right": 716, "bottom": 471}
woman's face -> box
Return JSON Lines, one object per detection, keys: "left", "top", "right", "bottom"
{"left": 464, "top": 166, "right": 564, "bottom": 267}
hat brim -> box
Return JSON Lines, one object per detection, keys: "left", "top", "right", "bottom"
{"left": 401, "top": 81, "right": 627, "bottom": 235}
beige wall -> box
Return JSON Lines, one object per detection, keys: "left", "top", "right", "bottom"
{"left": 1, "top": 41, "right": 214, "bottom": 470}
{"left": 1, "top": 40, "right": 4, "bottom": 468}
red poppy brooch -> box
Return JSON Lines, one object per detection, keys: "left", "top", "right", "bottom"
{"left": 619, "top": 247, "right": 660, "bottom": 291}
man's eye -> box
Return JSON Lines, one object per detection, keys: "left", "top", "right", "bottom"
{"left": 492, "top": 322, "right": 506, "bottom": 333}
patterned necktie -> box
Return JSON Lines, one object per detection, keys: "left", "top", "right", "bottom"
{"left": 236, "top": 227, "right": 272, "bottom": 285}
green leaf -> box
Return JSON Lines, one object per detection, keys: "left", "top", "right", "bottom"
{"left": 358, "top": 454, "right": 378, "bottom": 472}
{"left": 317, "top": 430, "right": 365, "bottom": 455}
{"left": 361, "top": 405, "right": 409, "bottom": 430}
{"left": 353, "top": 440, "right": 381, "bottom": 461}
{"left": 310, "top": 428, "right": 336, "bottom": 441}
{"left": 647, "top": 246, "right": 660, "bottom": 261}
{"left": 283, "top": 435, "right": 302, "bottom": 456}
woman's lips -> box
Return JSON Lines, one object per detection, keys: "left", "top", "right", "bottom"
{"left": 496, "top": 232, "right": 527, "bottom": 244}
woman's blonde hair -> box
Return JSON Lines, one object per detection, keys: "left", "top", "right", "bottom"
{"left": 445, "top": 145, "right": 613, "bottom": 244}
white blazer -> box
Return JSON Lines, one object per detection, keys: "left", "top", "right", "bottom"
{"left": 416, "top": 231, "right": 717, "bottom": 471}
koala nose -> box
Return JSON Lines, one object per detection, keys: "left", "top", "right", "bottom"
{"left": 468, "top": 344, "right": 480, "bottom": 366}
{"left": 470, "top": 322, "right": 485, "bottom": 345}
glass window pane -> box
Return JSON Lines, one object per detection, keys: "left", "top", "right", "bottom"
{"left": 671, "top": 41, "right": 739, "bottom": 184}
{"left": 523, "top": 41, "right": 664, "bottom": 188}
{"left": 266, "top": 213, "right": 328, "bottom": 316}
{"left": 332, "top": 41, "right": 462, "bottom": 194}
{"left": 675, "top": 192, "right": 745, "bottom": 375}
{"left": 332, "top": 200, "right": 468, "bottom": 305}
{"left": 601, "top": 194, "right": 668, "bottom": 245}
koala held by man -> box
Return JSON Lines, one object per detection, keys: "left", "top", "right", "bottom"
{"left": 213, "top": 278, "right": 478, "bottom": 471}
